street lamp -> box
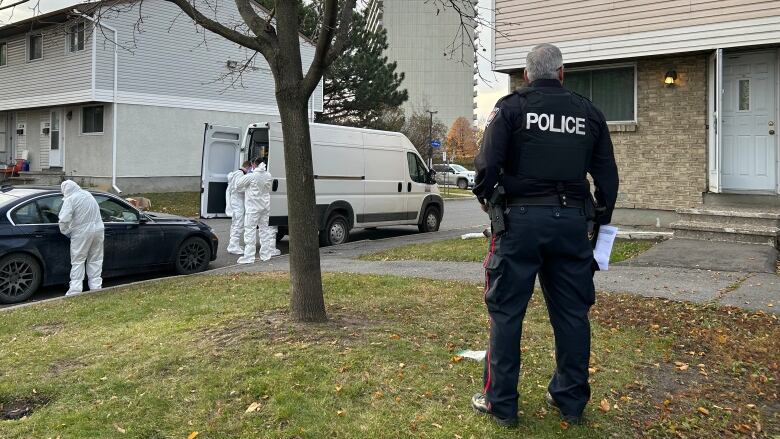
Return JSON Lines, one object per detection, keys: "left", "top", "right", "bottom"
{"left": 426, "top": 110, "right": 438, "bottom": 167}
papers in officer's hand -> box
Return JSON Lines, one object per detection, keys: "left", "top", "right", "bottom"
{"left": 594, "top": 225, "right": 618, "bottom": 271}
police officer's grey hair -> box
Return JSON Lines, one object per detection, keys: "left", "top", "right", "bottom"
{"left": 525, "top": 44, "right": 563, "bottom": 82}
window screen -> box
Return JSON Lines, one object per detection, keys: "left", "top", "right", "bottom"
{"left": 29, "top": 34, "right": 43, "bottom": 61}
{"left": 565, "top": 67, "right": 635, "bottom": 122}
{"left": 82, "top": 105, "right": 104, "bottom": 133}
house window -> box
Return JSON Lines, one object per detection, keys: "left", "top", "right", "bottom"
{"left": 69, "top": 23, "right": 85, "bottom": 52}
{"left": 565, "top": 66, "right": 635, "bottom": 122}
{"left": 82, "top": 105, "right": 104, "bottom": 134}
{"left": 0, "top": 42, "right": 7, "bottom": 66}
{"left": 28, "top": 34, "right": 42, "bottom": 61}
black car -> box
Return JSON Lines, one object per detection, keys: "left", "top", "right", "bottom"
{"left": 0, "top": 186, "right": 219, "bottom": 304}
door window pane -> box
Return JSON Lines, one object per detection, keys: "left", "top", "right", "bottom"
{"left": 565, "top": 67, "right": 635, "bottom": 121}
{"left": 0, "top": 42, "right": 7, "bottom": 66}
{"left": 738, "top": 79, "right": 750, "bottom": 111}
{"left": 36, "top": 196, "right": 63, "bottom": 223}
{"left": 51, "top": 112, "right": 60, "bottom": 151}
{"left": 407, "top": 152, "right": 427, "bottom": 184}
{"left": 28, "top": 34, "right": 42, "bottom": 60}
{"left": 95, "top": 196, "right": 139, "bottom": 223}
{"left": 12, "top": 202, "right": 42, "bottom": 225}
{"left": 82, "top": 105, "right": 104, "bottom": 133}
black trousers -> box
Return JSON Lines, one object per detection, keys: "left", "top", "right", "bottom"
{"left": 482, "top": 205, "right": 595, "bottom": 420}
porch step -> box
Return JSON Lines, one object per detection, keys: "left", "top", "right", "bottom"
{"left": 671, "top": 219, "right": 780, "bottom": 247}
{"left": 8, "top": 171, "right": 65, "bottom": 186}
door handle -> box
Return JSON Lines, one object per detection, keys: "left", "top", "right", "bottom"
{"left": 272, "top": 179, "right": 279, "bottom": 192}
{"left": 407, "top": 182, "right": 412, "bottom": 192}
{"left": 397, "top": 182, "right": 402, "bottom": 192}
{"left": 32, "top": 229, "right": 45, "bottom": 238}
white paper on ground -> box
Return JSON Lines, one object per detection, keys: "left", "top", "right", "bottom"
{"left": 461, "top": 233, "right": 486, "bottom": 240}
{"left": 594, "top": 225, "right": 618, "bottom": 271}
{"left": 457, "top": 350, "right": 487, "bottom": 362}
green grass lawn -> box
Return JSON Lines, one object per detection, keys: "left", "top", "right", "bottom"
{"left": 0, "top": 274, "right": 777, "bottom": 437}
{"left": 439, "top": 188, "right": 475, "bottom": 200}
{"left": 360, "top": 237, "right": 657, "bottom": 264}
{"left": 128, "top": 192, "right": 200, "bottom": 217}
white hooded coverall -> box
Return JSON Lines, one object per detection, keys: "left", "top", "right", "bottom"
{"left": 58, "top": 180, "right": 105, "bottom": 295}
{"left": 225, "top": 169, "right": 246, "bottom": 254}
{"left": 235, "top": 163, "right": 279, "bottom": 263}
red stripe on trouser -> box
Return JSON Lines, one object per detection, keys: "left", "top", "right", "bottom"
{"left": 482, "top": 234, "right": 497, "bottom": 398}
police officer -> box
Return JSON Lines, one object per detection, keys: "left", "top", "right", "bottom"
{"left": 470, "top": 43, "right": 619, "bottom": 428}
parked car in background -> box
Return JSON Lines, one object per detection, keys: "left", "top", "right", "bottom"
{"left": 433, "top": 164, "right": 475, "bottom": 189}
{"left": 0, "top": 186, "right": 219, "bottom": 304}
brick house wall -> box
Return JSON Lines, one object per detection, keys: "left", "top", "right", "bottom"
{"left": 507, "top": 53, "right": 709, "bottom": 212}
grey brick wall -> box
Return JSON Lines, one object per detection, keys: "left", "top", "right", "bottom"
{"left": 507, "top": 53, "right": 708, "bottom": 211}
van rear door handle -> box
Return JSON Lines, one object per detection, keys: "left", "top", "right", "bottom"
{"left": 407, "top": 183, "right": 412, "bottom": 192}
{"left": 272, "top": 179, "right": 279, "bottom": 192}
{"left": 397, "top": 182, "right": 402, "bottom": 192}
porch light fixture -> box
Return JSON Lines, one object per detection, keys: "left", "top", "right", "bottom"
{"left": 664, "top": 70, "right": 677, "bottom": 86}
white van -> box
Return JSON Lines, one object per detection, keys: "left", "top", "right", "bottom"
{"left": 200, "top": 122, "right": 444, "bottom": 246}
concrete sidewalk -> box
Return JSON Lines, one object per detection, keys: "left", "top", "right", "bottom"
{"left": 214, "top": 230, "right": 779, "bottom": 314}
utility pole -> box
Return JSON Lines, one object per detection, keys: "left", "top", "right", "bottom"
{"left": 426, "top": 110, "right": 438, "bottom": 167}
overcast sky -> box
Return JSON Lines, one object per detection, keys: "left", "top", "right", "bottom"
{"left": 1, "top": 0, "right": 507, "bottom": 124}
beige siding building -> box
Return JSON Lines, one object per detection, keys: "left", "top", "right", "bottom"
{"left": 366, "top": 0, "right": 478, "bottom": 129}
{"left": 494, "top": 0, "right": 780, "bottom": 244}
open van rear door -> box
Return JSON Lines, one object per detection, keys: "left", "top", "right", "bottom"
{"left": 200, "top": 124, "right": 243, "bottom": 218}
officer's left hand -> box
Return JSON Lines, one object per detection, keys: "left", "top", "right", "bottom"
{"left": 480, "top": 203, "right": 488, "bottom": 213}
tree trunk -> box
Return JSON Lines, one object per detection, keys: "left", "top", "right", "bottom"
{"left": 277, "top": 94, "right": 327, "bottom": 323}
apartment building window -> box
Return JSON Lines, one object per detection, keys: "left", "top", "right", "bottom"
{"left": 565, "top": 65, "right": 635, "bottom": 122}
{"left": 69, "top": 22, "right": 85, "bottom": 52}
{"left": 82, "top": 105, "right": 104, "bottom": 134}
{"left": 28, "top": 34, "right": 42, "bottom": 61}
{"left": 0, "top": 42, "right": 6, "bottom": 66}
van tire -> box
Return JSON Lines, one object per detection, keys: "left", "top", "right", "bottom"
{"left": 418, "top": 206, "right": 441, "bottom": 233}
{"left": 320, "top": 213, "right": 350, "bottom": 247}
{"left": 457, "top": 178, "right": 468, "bottom": 190}
{"left": 276, "top": 227, "right": 287, "bottom": 243}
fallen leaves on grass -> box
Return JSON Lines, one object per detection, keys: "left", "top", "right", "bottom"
{"left": 245, "top": 402, "right": 262, "bottom": 413}
{"left": 697, "top": 407, "right": 710, "bottom": 416}
{"left": 113, "top": 424, "right": 126, "bottom": 434}
{"left": 187, "top": 432, "right": 198, "bottom": 439}
{"left": 599, "top": 399, "right": 611, "bottom": 412}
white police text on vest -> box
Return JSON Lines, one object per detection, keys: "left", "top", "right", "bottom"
{"left": 526, "top": 113, "right": 586, "bottom": 135}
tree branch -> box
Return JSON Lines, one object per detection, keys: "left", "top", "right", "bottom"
{"left": 162, "top": 0, "right": 268, "bottom": 55}
{"left": 233, "top": 0, "right": 276, "bottom": 47}
{"left": 301, "top": 0, "right": 356, "bottom": 96}
{"left": 0, "top": 0, "right": 30, "bottom": 12}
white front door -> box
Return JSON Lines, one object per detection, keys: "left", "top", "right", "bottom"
{"left": 721, "top": 51, "right": 778, "bottom": 191}
{"left": 49, "top": 110, "right": 63, "bottom": 167}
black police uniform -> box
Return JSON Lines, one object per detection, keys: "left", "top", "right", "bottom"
{"left": 473, "top": 78, "right": 619, "bottom": 421}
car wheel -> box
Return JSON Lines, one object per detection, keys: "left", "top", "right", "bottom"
{"left": 319, "top": 213, "right": 349, "bottom": 247}
{"left": 0, "top": 253, "right": 42, "bottom": 304}
{"left": 175, "top": 237, "right": 211, "bottom": 275}
{"left": 457, "top": 178, "right": 468, "bottom": 190}
{"left": 418, "top": 206, "right": 441, "bottom": 233}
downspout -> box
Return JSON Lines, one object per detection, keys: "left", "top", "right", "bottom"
{"left": 74, "top": 10, "right": 121, "bottom": 193}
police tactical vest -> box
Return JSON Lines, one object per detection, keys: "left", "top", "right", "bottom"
{"left": 512, "top": 88, "right": 594, "bottom": 181}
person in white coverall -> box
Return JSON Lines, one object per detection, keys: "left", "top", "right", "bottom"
{"left": 225, "top": 161, "right": 252, "bottom": 255}
{"left": 58, "top": 180, "right": 105, "bottom": 295}
{"left": 236, "top": 159, "right": 280, "bottom": 264}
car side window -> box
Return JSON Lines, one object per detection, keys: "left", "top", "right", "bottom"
{"left": 11, "top": 201, "right": 43, "bottom": 225}
{"left": 407, "top": 152, "right": 427, "bottom": 184}
{"left": 95, "top": 196, "right": 139, "bottom": 223}
{"left": 36, "top": 195, "right": 64, "bottom": 224}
